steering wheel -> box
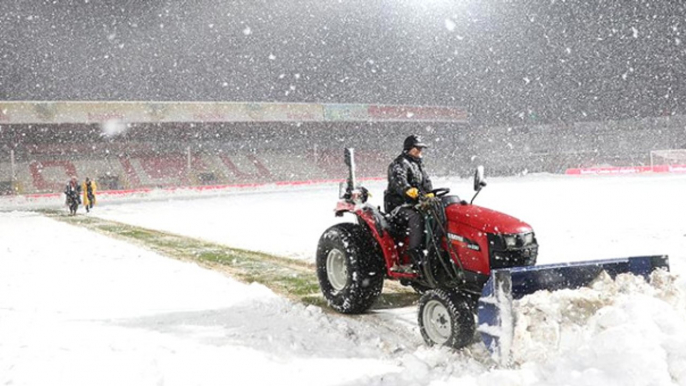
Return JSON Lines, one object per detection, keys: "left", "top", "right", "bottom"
{"left": 430, "top": 188, "right": 450, "bottom": 197}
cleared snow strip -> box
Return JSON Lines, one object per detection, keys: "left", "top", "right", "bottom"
{"left": 90, "top": 181, "right": 377, "bottom": 261}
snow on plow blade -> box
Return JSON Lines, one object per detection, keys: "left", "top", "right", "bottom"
{"left": 477, "top": 255, "right": 670, "bottom": 365}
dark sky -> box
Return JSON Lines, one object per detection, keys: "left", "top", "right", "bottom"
{"left": 1, "top": 0, "right": 684, "bottom": 125}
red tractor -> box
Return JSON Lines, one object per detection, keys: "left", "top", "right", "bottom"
{"left": 317, "top": 149, "right": 669, "bottom": 357}
{"left": 316, "top": 149, "right": 538, "bottom": 349}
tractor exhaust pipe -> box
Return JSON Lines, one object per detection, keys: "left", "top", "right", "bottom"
{"left": 343, "top": 148, "right": 356, "bottom": 199}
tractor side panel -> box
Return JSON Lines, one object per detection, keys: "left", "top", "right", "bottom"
{"left": 445, "top": 220, "right": 491, "bottom": 275}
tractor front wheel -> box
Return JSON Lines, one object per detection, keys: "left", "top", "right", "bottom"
{"left": 418, "top": 289, "right": 475, "bottom": 349}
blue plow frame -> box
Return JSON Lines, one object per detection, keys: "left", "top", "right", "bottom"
{"left": 477, "top": 255, "right": 669, "bottom": 365}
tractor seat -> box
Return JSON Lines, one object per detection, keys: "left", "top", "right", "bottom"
{"left": 364, "top": 205, "right": 400, "bottom": 238}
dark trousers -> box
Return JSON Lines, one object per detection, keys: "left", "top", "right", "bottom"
{"left": 394, "top": 207, "right": 424, "bottom": 250}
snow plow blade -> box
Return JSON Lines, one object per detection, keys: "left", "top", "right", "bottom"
{"left": 477, "top": 255, "right": 669, "bottom": 364}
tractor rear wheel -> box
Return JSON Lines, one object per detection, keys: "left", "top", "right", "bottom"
{"left": 418, "top": 289, "right": 475, "bottom": 349}
{"left": 316, "top": 223, "right": 384, "bottom": 314}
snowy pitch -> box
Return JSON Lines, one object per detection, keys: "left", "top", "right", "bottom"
{"left": 1, "top": 173, "right": 685, "bottom": 385}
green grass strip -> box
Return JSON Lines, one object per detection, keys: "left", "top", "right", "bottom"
{"left": 39, "top": 209, "right": 417, "bottom": 309}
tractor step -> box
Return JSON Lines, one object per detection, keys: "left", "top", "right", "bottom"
{"left": 391, "top": 264, "right": 418, "bottom": 274}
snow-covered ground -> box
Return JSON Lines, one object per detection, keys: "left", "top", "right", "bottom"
{"left": 0, "top": 212, "right": 420, "bottom": 386}
{"left": 92, "top": 173, "right": 686, "bottom": 275}
{"left": 2, "top": 173, "right": 686, "bottom": 385}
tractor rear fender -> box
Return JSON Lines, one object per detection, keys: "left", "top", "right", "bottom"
{"left": 354, "top": 207, "right": 410, "bottom": 277}
{"left": 334, "top": 200, "right": 407, "bottom": 278}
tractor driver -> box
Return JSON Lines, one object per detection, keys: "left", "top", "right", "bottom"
{"left": 385, "top": 134, "right": 434, "bottom": 272}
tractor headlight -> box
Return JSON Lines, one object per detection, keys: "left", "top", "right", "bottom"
{"left": 503, "top": 235, "right": 517, "bottom": 248}
{"left": 488, "top": 232, "right": 537, "bottom": 251}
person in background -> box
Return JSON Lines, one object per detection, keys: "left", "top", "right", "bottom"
{"left": 64, "top": 176, "right": 81, "bottom": 214}
{"left": 82, "top": 177, "right": 97, "bottom": 213}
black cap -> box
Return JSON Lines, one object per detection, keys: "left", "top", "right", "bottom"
{"left": 403, "top": 135, "right": 429, "bottom": 151}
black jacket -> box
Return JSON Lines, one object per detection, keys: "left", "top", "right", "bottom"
{"left": 385, "top": 152, "right": 433, "bottom": 212}
{"left": 64, "top": 182, "right": 81, "bottom": 198}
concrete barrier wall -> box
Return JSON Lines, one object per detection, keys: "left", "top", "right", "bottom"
{"left": 0, "top": 150, "right": 391, "bottom": 194}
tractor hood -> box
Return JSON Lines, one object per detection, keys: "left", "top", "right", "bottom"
{"left": 445, "top": 204, "right": 532, "bottom": 234}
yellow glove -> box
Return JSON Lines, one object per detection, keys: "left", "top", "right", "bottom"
{"left": 406, "top": 187, "right": 419, "bottom": 199}
{"left": 425, "top": 193, "right": 435, "bottom": 198}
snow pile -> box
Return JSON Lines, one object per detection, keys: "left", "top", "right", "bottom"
{"left": 382, "top": 270, "right": 686, "bottom": 386}
{"left": 510, "top": 270, "right": 686, "bottom": 385}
